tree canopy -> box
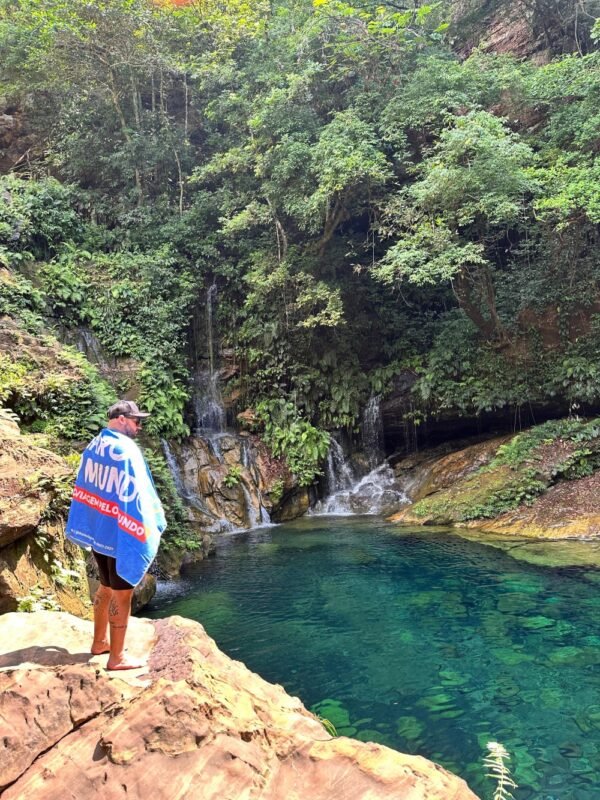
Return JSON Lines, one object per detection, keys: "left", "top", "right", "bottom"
{"left": 2, "top": 0, "right": 600, "bottom": 446}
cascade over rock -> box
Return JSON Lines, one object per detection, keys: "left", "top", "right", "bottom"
{"left": 311, "top": 432, "right": 408, "bottom": 517}
{"left": 0, "top": 611, "right": 480, "bottom": 800}
{"left": 65, "top": 325, "right": 142, "bottom": 388}
{"left": 362, "top": 395, "right": 385, "bottom": 470}
{"left": 164, "top": 433, "right": 291, "bottom": 531}
{"left": 168, "top": 281, "right": 300, "bottom": 531}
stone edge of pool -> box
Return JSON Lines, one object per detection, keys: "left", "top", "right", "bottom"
{"left": 0, "top": 610, "right": 480, "bottom": 800}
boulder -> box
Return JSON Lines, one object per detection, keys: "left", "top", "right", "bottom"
{"left": 0, "top": 421, "right": 70, "bottom": 548}
{"left": 157, "top": 534, "right": 216, "bottom": 579}
{"left": 131, "top": 573, "right": 157, "bottom": 613}
{"left": 272, "top": 486, "right": 311, "bottom": 522}
{"left": 391, "top": 435, "right": 509, "bottom": 509}
{"left": 0, "top": 529, "right": 90, "bottom": 617}
{"left": 0, "top": 611, "right": 480, "bottom": 800}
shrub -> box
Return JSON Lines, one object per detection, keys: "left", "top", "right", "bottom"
{"left": 254, "top": 399, "right": 330, "bottom": 486}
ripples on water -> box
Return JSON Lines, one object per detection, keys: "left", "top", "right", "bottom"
{"left": 146, "top": 517, "right": 600, "bottom": 800}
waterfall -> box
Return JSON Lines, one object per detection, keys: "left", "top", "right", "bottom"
{"left": 206, "top": 282, "right": 217, "bottom": 375}
{"left": 362, "top": 395, "right": 384, "bottom": 469}
{"left": 174, "top": 283, "right": 272, "bottom": 532}
{"left": 311, "top": 462, "right": 408, "bottom": 516}
{"left": 241, "top": 438, "right": 272, "bottom": 525}
{"left": 206, "top": 431, "right": 225, "bottom": 461}
{"left": 161, "top": 438, "right": 187, "bottom": 498}
{"left": 69, "top": 327, "right": 111, "bottom": 370}
{"left": 160, "top": 439, "right": 217, "bottom": 519}
{"left": 240, "top": 481, "right": 259, "bottom": 528}
{"left": 194, "top": 282, "right": 226, "bottom": 433}
{"left": 325, "top": 437, "right": 354, "bottom": 495}
{"left": 194, "top": 370, "right": 226, "bottom": 432}
{"left": 198, "top": 433, "right": 271, "bottom": 530}
{"left": 311, "top": 424, "right": 406, "bottom": 516}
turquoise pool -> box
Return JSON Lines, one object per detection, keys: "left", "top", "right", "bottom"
{"left": 146, "top": 517, "right": 600, "bottom": 799}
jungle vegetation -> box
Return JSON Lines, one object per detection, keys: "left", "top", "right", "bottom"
{"left": 1, "top": 0, "right": 600, "bottom": 475}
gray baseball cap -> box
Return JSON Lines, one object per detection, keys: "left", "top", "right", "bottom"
{"left": 107, "top": 399, "right": 151, "bottom": 419}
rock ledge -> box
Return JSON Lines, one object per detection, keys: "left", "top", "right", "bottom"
{"left": 0, "top": 611, "right": 479, "bottom": 799}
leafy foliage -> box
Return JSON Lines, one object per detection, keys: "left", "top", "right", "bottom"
{"left": 412, "top": 415, "right": 600, "bottom": 522}
{"left": 17, "top": 586, "right": 61, "bottom": 613}
{"left": 0, "top": 175, "right": 80, "bottom": 260}
{"left": 223, "top": 465, "right": 243, "bottom": 488}
{"left": 484, "top": 741, "right": 518, "bottom": 800}
{"left": 0, "top": 334, "right": 115, "bottom": 442}
{"left": 1, "top": 0, "right": 600, "bottom": 465}
{"left": 254, "top": 399, "right": 330, "bottom": 486}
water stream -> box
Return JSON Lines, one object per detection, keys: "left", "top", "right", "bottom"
{"left": 362, "top": 395, "right": 384, "bottom": 470}
{"left": 147, "top": 517, "right": 600, "bottom": 800}
{"left": 162, "top": 280, "right": 271, "bottom": 531}
{"left": 160, "top": 438, "right": 217, "bottom": 519}
{"left": 325, "top": 438, "right": 355, "bottom": 494}
{"left": 312, "top": 435, "right": 407, "bottom": 515}
{"left": 193, "top": 370, "right": 225, "bottom": 433}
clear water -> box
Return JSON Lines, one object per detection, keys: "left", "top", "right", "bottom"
{"left": 146, "top": 517, "right": 600, "bottom": 800}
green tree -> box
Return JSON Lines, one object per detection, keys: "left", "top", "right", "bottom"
{"left": 374, "top": 111, "right": 537, "bottom": 340}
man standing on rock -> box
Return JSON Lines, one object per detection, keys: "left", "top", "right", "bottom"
{"left": 66, "top": 400, "right": 166, "bottom": 670}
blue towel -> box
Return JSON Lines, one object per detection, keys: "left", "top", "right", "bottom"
{"left": 66, "top": 428, "right": 166, "bottom": 586}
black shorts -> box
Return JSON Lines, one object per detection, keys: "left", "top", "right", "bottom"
{"left": 93, "top": 551, "right": 134, "bottom": 590}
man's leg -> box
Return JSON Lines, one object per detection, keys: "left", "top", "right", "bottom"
{"left": 106, "top": 588, "right": 145, "bottom": 670}
{"left": 91, "top": 583, "right": 112, "bottom": 655}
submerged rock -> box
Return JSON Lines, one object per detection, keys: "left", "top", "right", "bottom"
{"left": 0, "top": 611, "right": 480, "bottom": 800}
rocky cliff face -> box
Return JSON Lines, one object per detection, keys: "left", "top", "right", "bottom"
{"left": 167, "top": 432, "right": 310, "bottom": 531}
{"left": 0, "top": 415, "right": 90, "bottom": 616}
{"left": 450, "top": 0, "right": 598, "bottom": 59}
{"left": 0, "top": 611, "right": 480, "bottom": 800}
{"left": 390, "top": 426, "right": 600, "bottom": 546}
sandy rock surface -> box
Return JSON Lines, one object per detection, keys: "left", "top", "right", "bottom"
{"left": 391, "top": 432, "right": 600, "bottom": 545}
{"left": 0, "top": 418, "right": 90, "bottom": 615}
{"left": 0, "top": 611, "right": 480, "bottom": 800}
{"left": 392, "top": 435, "right": 509, "bottom": 506}
{"left": 473, "top": 470, "right": 600, "bottom": 539}
{"left": 0, "top": 417, "right": 69, "bottom": 548}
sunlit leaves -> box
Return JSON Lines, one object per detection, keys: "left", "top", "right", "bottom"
{"left": 412, "top": 111, "right": 536, "bottom": 229}
{"left": 534, "top": 158, "right": 600, "bottom": 225}
{"left": 375, "top": 222, "right": 488, "bottom": 286}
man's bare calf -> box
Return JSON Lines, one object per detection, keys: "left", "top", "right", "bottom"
{"left": 106, "top": 588, "right": 146, "bottom": 670}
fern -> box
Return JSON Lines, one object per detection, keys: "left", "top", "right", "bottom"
{"left": 484, "top": 741, "right": 518, "bottom": 800}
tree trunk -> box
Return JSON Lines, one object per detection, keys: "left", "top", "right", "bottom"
{"left": 105, "top": 67, "right": 144, "bottom": 206}
{"left": 453, "top": 267, "right": 508, "bottom": 342}
{"left": 317, "top": 196, "right": 349, "bottom": 258}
